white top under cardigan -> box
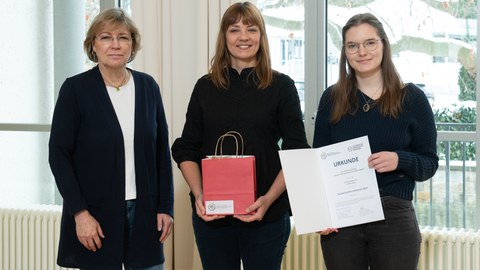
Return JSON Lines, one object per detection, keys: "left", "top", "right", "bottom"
{"left": 106, "top": 73, "right": 136, "bottom": 200}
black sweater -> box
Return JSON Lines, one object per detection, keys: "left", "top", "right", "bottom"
{"left": 313, "top": 83, "right": 439, "bottom": 200}
{"left": 172, "top": 68, "right": 310, "bottom": 222}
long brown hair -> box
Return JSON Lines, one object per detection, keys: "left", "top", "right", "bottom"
{"left": 330, "top": 13, "right": 404, "bottom": 123}
{"left": 209, "top": 2, "right": 273, "bottom": 89}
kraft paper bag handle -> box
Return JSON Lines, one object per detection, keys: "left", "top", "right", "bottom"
{"left": 214, "top": 131, "right": 244, "bottom": 157}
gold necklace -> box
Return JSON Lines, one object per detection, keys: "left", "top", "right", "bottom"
{"left": 104, "top": 70, "right": 128, "bottom": 91}
{"left": 360, "top": 85, "right": 382, "bottom": 112}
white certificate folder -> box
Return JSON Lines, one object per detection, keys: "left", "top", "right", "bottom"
{"left": 279, "top": 136, "right": 384, "bottom": 235}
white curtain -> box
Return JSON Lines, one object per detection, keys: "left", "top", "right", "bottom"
{"left": 131, "top": 1, "right": 203, "bottom": 269}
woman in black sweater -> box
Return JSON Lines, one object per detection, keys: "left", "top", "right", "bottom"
{"left": 171, "top": 2, "right": 309, "bottom": 270}
{"left": 313, "top": 13, "right": 438, "bottom": 270}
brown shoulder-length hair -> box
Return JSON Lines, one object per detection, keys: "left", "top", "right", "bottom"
{"left": 330, "top": 13, "right": 405, "bottom": 123}
{"left": 209, "top": 2, "right": 273, "bottom": 89}
{"left": 84, "top": 8, "right": 142, "bottom": 63}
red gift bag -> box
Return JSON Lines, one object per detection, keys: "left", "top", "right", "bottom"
{"left": 201, "top": 131, "right": 256, "bottom": 215}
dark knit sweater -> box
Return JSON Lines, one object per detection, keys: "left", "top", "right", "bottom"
{"left": 172, "top": 67, "right": 310, "bottom": 222}
{"left": 313, "top": 83, "right": 438, "bottom": 200}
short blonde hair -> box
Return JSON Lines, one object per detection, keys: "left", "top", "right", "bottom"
{"left": 83, "top": 8, "right": 142, "bottom": 63}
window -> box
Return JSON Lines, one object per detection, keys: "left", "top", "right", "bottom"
{"left": 0, "top": 1, "right": 56, "bottom": 206}
{"left": 244, "top": 1, "right": 479, "bottom": 230}
{"left": 325, "top": 0, "right": 478, "bottom": 229}
{"left": 254, "top": 0, "right": 305, "bottom": 116}
{"left": 0, "top": 0, "right": 126, "bottom": 207}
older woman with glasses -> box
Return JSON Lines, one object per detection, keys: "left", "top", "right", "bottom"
{"left": 313, "top": 13, "right": 438, "bottom": 270}
{"left": 49, "top": 8, "right": 173, "bottom": 270}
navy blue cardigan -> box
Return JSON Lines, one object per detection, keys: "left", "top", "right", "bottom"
{"left": 313, "top": 83, "right": 438, "bottom": 200}
{"left": 49, "top": 66, "right": 173, "bottom": 268}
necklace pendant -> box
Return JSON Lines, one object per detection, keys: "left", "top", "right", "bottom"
{"left": 115, "top": 86, "right": 120, "bottom": 91}
{"left": 363, "top": 103, "right": 370, "bottom": 112}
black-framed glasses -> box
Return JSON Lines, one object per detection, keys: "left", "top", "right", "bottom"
{"left": 344, "top": 39, "right": 381, "bottom": 54}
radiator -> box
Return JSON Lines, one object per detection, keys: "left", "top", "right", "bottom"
{"left": 282, "top": 226, "right": 480, "bottom": 270}
{"left": 0, "top": 205, "right": 73, "bottom": 270}
{"left": 281, "top": 228, "right": 326, "bottom": 270}
{"left": 3, "top": 207, "right": 480, "bottom": 270}
{"left": 419, "top": 226, "right": 480, "bottom": 270}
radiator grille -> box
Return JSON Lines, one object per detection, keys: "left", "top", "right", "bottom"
{"left": 419, "top": 226, "right": 480, "bottom": 270}
{"left": 2, "top": 207, "right": 480, "bottom": 270}
{"left": 0, "top": 205, "right": 71, "bottom": 270}
{"left": 281, "top": 228, "right": 325, "bottom": 270}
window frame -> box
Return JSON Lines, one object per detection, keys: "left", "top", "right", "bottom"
{"left": 0, "top": 0, "right": 122, "bottom": 205}
{"left": 315, "top": 1, "right": 480, "bottom": 229}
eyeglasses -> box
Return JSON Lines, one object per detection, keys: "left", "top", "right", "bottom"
{"left": 96, "top": 35, "right": 132, "bottom": 44}
{"left": 344, "top": 39, "right": 381, "bottom": 54}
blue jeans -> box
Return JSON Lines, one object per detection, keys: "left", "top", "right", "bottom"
{"left": 320, "top": 195, "right": 421, "bottom": 270}
{"left": 192, "top": 212, "right": 291, "bottom": 270}
{"left": 81, "top": 200, "right": 164, "bottom": 270}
